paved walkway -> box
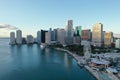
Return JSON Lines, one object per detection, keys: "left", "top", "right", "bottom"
{"left": 55, "top": 48, "right": 120, "bottom": 80}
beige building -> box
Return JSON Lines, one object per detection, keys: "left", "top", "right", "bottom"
{"left": 92, "top": 23, "right": 103, "bottom": 47}
{"left": 104, "top": 32, "right": 113, "bottom": 47}
{"left": 45, "top": 30, "right": 51, "bottom": 45}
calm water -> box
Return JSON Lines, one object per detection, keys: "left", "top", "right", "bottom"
{"left": 0, "top": 39, "right": 96, "bottom": 80}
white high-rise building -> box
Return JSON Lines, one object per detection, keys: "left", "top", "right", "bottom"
{"left": 37, "top": 31, "right": 41, "bottom": 44}
{"left": 16, "top": 30, "right": 22, "bottom": 44}
{"left": 10, "top": 32, "right": 16, "bottom": 45}
{"left": 45, "top": 29, "right": 51, "bottom": 44}
{"left": 92, "top": 23, "right": 103, "bottom": 47}
{"left": 26, "top": 35, "right": 34, "bottom": 44}
{"left": 66, "top": 20, "right": 73, "bottom": 45}
{"left": 57, "top": 28, "right": 66, "bottom": 45}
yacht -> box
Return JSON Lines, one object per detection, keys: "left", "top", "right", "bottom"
{"left": 40, "top": 43, "right": 46, "bottom": 49}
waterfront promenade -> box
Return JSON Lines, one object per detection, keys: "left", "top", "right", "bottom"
{"left": 55, "top": 48, "right": 119, "bottom": 80}
{"left": 55, "top": 48, "right": 100, "bottom": 80}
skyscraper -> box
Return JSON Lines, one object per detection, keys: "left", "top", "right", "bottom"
{"left": 57, "top": 28, "right": 66, "bottom": 45}
{"left": 54, "top": 29, "right": 58, "bottom": 41}
{"left": 104, "top": 32, "right": 113, "bottom": 47}
{"left": 73, "top": 36, "right": 81, "bottom": 45}
{"left": 41, "top": 30, "right": 47, "bottom": 43}
{"left": 81, "top": 29, "right": 91, "bottom": 41}
{"left": 10, "top": 32, "right": 16, "bottom": 45}
{"left": 92, "top": 23, "right": 103, "bottom": 47}
{"left": 51, "top": 30, "right": 55, "bottom": 41}
{"left": 65, "top": 20, "right": 73, "bottom": 45}
{"left": 45, "top": 29, "right": 51, "bottom": 44}
{"left": 74, "top": 26, "right": 79, "bottom": 36}
{"left": 16, "top": 30, "right": 22, "bottom": 44}
{"left": 26, "top": 35, "right": 34, "bottom": 44}
{"left": 78, "top": 26, "right": 82, "bottom": 36}
{"left": 75, "top": 26, "right": 82, "bottom": 36}
{"left": 37, "top": 31, "right": 41, "bottom": 44}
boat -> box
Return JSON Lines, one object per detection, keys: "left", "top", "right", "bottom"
{"left": 40, "top": 43, "right": 46, "bottom": 49}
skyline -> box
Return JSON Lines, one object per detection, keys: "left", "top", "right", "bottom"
{"left": 0, "top": 0, "right": 120, "bottom": 37}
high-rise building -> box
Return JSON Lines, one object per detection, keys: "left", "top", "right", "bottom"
{"left": 37, "top": 31, "right": 41, "bottom": 44}
{"left": 104, "top": 32, "right": 113, "bottom": 47}
{"left": 73, "top": 36, "right": 81, "bottom": 45}
{"left": 113, "top": 34, "right": 120, "bottom": 45}
{"left": 81, "top": 29, "right": 91, "bottom": 41}
{"left": 78, "top": 26, "right": 82, "bottom": 36}
{"left": 51, "top": 30, "right": 55, "bottom": 41}
{"left": 45, "top": 29, "right": 51, "bottom": 44}
{"left": 26, "top": 35, "right": 34, "bottom": 44}
{"left": 22, "top": 38, "right": 27, "bottom": 44}
{"left": 41, "top": 30, "right": 47, "bottom": 43}
{"left": 115, "top": 39, "right": 120, "bottom": 49}
{"left": 54, "top": 29, "right": 58, "bottom": 41}
{"left": 74, "top": 26, "right": 82, "bottom": 36}
{"left": 102, "top": 31, "right": 105, "bottom": 43}
{"left": 74, "top": 26, "right": 79, "bottom": 36}
{"left": 66, "top": 20, "right": 73, "bottom": 45}
{"left": 10, "top": 32, "right": 16, "bottom": 45}
{"left": 49, "top": 28, "right": 56, "bottom": 41}
{"left": 57, "top": 28, "right": 66, "bottom": 45}
{"left": 16, "top": 30, "right": 22, "bottom": 44}
{"left": 92, "top": 23, "right": 103, "bottom": 47}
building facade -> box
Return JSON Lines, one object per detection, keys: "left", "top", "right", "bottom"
{"left": 16, "top": 30, "right": 22, "bottom": 44}
{"left": 81, "top": 29, "right": 91, "bottom": 41}
{"left": 104, "top": 32, "right": 113, "bottom": 47}
{"left": 73, "top": 36, "right": 81, "bottom": 45}
{"left": 115, "top": 39, "right": 120, "bottom": 49}
{"left": 92, "top": 23, "right": 103, "bottom": 47}
{"left": 74, "top": 26, "right": 82, "bottom": 36}
{"left": 65, "top": 20, "right": 73, "bottom": 45}
{"left": 10, "top": 32, "right": 16, "bottom": 44}
{"left": 57, "top": 28, "right": 66, "bottom": 45}
{"left": 37, "top": 31, "right": 41, "bottom": 44}
{"left": 45, "top": 30, "right": 51, "bottom": 44}
{"left": 26, "top": 35, "right": 34, "bottom": 44}
{"left": 51, "top": 30, "right": 55, "bottom": 41}
{"left": 41, "top": 30, "right": 47, "bottom": 43}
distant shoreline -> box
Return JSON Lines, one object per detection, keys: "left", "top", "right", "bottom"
{"left": 0, "top": 38, "right": 9, "bottom": 39}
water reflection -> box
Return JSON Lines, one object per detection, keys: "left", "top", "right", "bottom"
{"left": 0, "top": 41, "right": 96, "bottom": 80}
{"left": 64, "top": 53, "right": 72, "bottom": 69}
{"left": 10, "top": 45, "right": 23, "bottom": 72}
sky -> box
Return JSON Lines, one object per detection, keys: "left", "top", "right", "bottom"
{"left": 0, "top": 0, "right": 120, "bottom": 37}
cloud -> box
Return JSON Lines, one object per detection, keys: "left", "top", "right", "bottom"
{"left": 0, "top": 24, "right": 19, "bottom": 30}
